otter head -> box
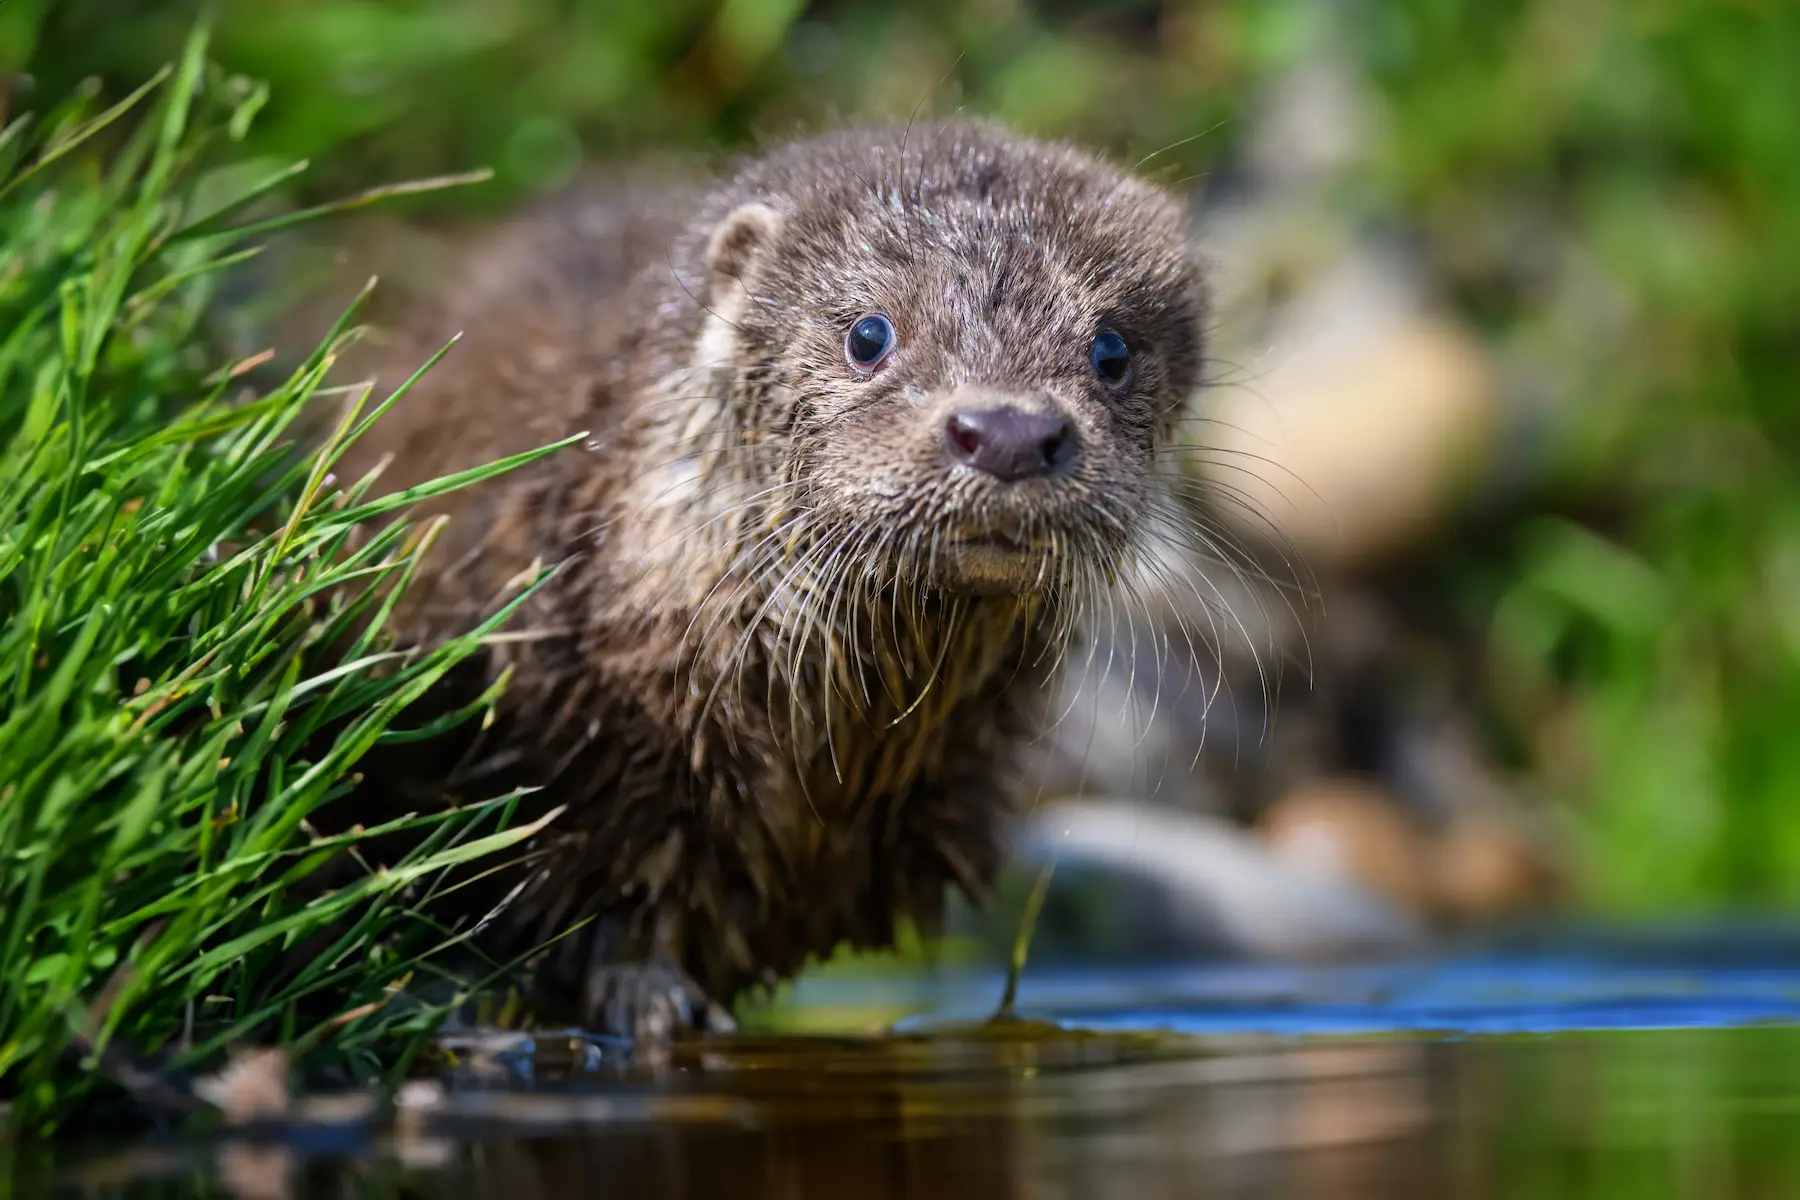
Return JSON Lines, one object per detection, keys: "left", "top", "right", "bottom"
{"left": 683, "top": 120, "right": 1207, "bottom": 604}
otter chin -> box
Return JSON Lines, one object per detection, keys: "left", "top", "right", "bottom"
{"left": 939, "top": 538, "right": 1052, "bottom": 595}
{"left": 328, "top": 117, "right": 1212, "bottom": 1040}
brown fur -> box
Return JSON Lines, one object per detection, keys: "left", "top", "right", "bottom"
{"left": 334, "top": 119, "right": 1210, "bottom": 1033}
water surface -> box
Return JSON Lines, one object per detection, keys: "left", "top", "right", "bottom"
{"left": 32, "top": 927, "right": 1800, "bottom": 1199}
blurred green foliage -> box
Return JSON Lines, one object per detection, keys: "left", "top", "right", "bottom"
{"left": 7, "top": 0, "right": 1800, "bottom": 913}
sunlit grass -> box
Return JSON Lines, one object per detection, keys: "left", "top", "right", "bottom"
{"left": 0, "top": 26, "right": 561, "bottom": 1133}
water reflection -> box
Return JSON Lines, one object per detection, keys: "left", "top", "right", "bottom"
{"left": 363, "top": 1036, "right": 1446, "bottom": 1200}
{"left": 42, "top": 1022, "right": 1800, "bottom": 1199}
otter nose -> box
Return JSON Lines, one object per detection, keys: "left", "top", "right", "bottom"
{"left": 943, "top": 406, "right": 1073, "bottom": 481}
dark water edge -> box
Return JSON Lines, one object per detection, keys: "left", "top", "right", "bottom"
{"left": 20, "top": 925, "right": 1800, "bottom": 1199}
{"left": 24, "top": 1026, "right": 1800, "bottom": 1199}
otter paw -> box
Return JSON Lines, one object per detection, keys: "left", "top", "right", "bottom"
{"left": 579, "top": 960, "right": 735, "bottom": 1041}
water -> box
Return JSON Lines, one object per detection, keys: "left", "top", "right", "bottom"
{"left": 26, "top": 926, "right": 1800, "bottom": 1198}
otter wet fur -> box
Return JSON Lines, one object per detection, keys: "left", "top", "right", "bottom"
{"left": 330, "top": 118, "right": 1223, "bottom": 1040}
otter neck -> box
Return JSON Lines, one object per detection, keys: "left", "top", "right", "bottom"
{"left": 677, "top": 545, "right": 1051, "bottom": 810}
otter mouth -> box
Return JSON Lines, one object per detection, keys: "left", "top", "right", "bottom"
{"left": 935, "top": 525, "right": 1060, "bottom": 595}
{"left": 956, "top": 528, "right": 1037, "bottom": 554}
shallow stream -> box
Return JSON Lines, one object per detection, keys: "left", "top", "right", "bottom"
{"left": 29, "top": 924, "right": 1800, "bottom": 1198}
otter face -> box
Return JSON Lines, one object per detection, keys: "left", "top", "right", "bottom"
{"left": 699, "top": 122, "right": 1208, "bottom": 599}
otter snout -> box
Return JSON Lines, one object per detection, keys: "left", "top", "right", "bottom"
{"left": 943, "top": 405, "right": 1075, "bottom": 481}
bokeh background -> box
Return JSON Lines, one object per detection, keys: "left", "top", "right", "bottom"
{"left": 8, "top": 0, "right": 1797, "bottom": 926}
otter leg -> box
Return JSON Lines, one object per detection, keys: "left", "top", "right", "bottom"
{"left": 578, "top": 956, "right": 737, "bottom": 1040}
{"left": 566, "top": 949, "right": 736, "bottom": 1041}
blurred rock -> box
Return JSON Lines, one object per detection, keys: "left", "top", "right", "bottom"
{"left": 1199, "top": 284, "right": 1501, "bottom": 572}
{"left": 982, "top": 798, "right": 1426, "bottom": 964}
{"left": 1258, "top": 778, "right": 1434, "bottom": 916}
{"left": 1242, "top": 56, "right": 1376, "bottom": 189}
{"left": 216, "top": 1144, "right": 292, "bottom": 1200}
{"left": 1429, "top": 810, "right": 1566, "bottom": 927}
{"left": 193, "top": 1048, "right": 291, "bottom": 1125}
{"left": 1257, "top": 777, "right": 1564, "bottom": 929}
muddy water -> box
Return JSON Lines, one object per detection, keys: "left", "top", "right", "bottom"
{"left": 32, "top": 929, "right": 1800, "bottom": 1199}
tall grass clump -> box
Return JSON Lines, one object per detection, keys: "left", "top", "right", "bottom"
{"left": 0, "top": 28, "right": 569, "bottom": 1134}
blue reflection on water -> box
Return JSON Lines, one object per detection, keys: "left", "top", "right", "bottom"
{"left": 872, "top": 924, "right": 1800, "bottom": 1038}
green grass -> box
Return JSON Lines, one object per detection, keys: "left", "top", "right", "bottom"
{"left": 0, "top": 27, "right": 568, "bottom": 1134}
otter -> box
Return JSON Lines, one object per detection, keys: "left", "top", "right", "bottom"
{"left": 335, "top": 118, "right": 1212, "bottom": 1038}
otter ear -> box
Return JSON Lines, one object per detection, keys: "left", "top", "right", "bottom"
{"left": 705, "top": 202, "right": 782, "bottom": 301}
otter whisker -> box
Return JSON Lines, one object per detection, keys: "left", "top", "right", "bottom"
{"left": 1138, "top": 529, "right": 1287, "bottom": 754}
{"left": 679, "top": 506, "right": 819, "bottom": 662}
{"left": 1139, "top": 494, "right": 1317, "bottom": 681}
{"left": 701, "top": 520, "right": 843, "bottom": 773}
{"left": 812, "top": 521, "right": 884, "bottom": 781}
{"left": 1141, "top": 500, "right": 1315, "bottom": 613}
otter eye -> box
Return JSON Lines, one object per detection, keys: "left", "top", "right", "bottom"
{"left": 846, "top": 312, "right": 896, "bottom": 371}
{"left": 1090, "top": 329, "right": 1130, "bottom": 386}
